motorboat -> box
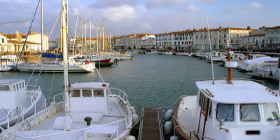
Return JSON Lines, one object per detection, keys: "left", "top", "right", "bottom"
{"left": 251, "top": 58, "right": 280, "bottom": 80}
{"left": 238, "top": 56, "right": 276, "bottom": 72}
{"left": 0, "top": 2, "right": 137, "bottom": 139}
{"left": 0, "top": 55, "right": 23, "bottom": 71}
{"left": 172, "top": 49, "right": 280, "bottom": 140}
{"left": 17, "top": 56, "right": 95, "bottom": 72}
{"left": 0, "top": 79, "right": 46, "bottom": 128}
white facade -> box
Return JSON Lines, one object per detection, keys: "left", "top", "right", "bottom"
{"left": 239, "top": 28, "right": 265, "bottom": 50}
{"left": 155, "top": 30, "right": 193, "bottom": 51}
{"left": 265, "top": 26, "right": 280, "bottom": 48}
{"left": 0, "top": 33, "right": 9, "bottom": 53}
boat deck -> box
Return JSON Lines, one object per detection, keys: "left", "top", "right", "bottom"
{"left": 139, "top": 107, "right": 163, "bottom": 140}
{"left": 15, "top": 97, "right": 127, "bottom": 139}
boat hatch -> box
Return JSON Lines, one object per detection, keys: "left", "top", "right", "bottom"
{"left": 246, "top": 130, "right": 260, "bottom": 135}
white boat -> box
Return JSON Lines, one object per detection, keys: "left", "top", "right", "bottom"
{"left": 17, "top": 56, "right": 95, "bottom": 72}
{"left": 0, "top": 79, "right": 46, "bottom": 128}
{"left": 0, "top": 55, "right": 23, "bottom": 71}
{"left": 238, "top": 56, "right": 275, "bottom": 72}
{"left": 206, "top": 52, "right": 226, "bottom": 63}
{"left": 172, "top": 49, "right": 280, "bottom": 140}
{"left": 222, "top": 52, "right": 246, "bottom": 66}
{"left": 146, "top": 50, "right": 159, "bottom": 55}
{"left": 251, "top": 58, "right": 280, "bottom": 80}
{"left": 0, "top": 2, "right": 137, "bottom": 139}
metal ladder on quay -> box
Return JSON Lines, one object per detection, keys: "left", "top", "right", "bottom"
{"left": 138, "top": 107, "right": 164, "bottom": 140}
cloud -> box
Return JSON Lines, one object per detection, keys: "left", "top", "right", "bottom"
{"left": 247, "top": 2, "right": 262, "bottom": 10}
{"left": 226, "top": 2, "right": 263, "bottom": 15}
{"left": 101, "top": 5, "right": 137, "bottom": 22}
{"left": 188, "top": 4, "right": 199, "bottom": 12}
{"left": 91, "top": 0, "right": 138, "bottom": 8}
{"left": 146, "top": 0, "right": 188, "bottom": 9}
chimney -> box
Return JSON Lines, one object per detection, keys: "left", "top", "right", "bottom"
{"left": 16, "top": 31, "right": 22, "bottom": 42}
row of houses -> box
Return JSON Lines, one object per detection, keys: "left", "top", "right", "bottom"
{"left": 111, "top": 25, "right": 280, "bottom": 51}
{"left": 2, "top": 25, "right": 280, "bottom": 54}
{"left": 0, "top": 31, "right": 48, "bottom": 54}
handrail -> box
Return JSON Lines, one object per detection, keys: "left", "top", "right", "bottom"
{"left": 138, "top": 107, "right": 144, "bottom": 140}
{"left": 6, "top": 105, "right": 24, "bottom": 129}
{"left": 53, "top": 93, "right": 64, "bottom": 103}
{"left": 108, "top": 88, "right": 129, "bottom": 103}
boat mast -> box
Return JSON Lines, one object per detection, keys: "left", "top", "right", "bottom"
{"left": 90, "top": 19, "right": 91, "bottom": 61}
{"left": 73, "top": 16, "right": 78, "bottom": 55}
{"left": 103, "top": 18, "right": 106, "bottom": 53}
{"left": 96, "top": 20, "right": 99, "bottom": 53}
{"left": 41, "top": 0, "right": 43, "bottom": 61}
{"left": 84, "top": 23, "right": 86, "bottom": 53}
{"left": 61, "top": 0, "right": 71, "bottom": 131}
{"left": 227, "top": 48, "right": 232, "bottom": 84}
{"left": 81, "top": 19, "right": 83, "bottom": 54}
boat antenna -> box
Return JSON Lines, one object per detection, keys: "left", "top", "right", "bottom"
{"left": 207, "top": 18, "right": 215, "bottom": 85}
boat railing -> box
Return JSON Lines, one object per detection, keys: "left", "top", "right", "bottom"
{"left": 6, "top": 105, "right": 24, "bottom": 129}
{"left": 2, "top": 117, "right": 127, "bottom": 139}
{"left": 108, "top": 88, "right": 129, "bottom": 103}
{"left": 53, "top": 93, "right": 64, "bottom": 104}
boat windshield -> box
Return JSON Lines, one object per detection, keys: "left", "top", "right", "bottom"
{"left": 216, "top": 103, "right": 234, "bottom": 122}
{"left": 0, "top": 85, "right": 10, "bottom": 91}
{"left": 263, "top": 103, "right": 279, "bottom": 122}
{"left": 240, "top": 104, "right": 260, "bottom": 122}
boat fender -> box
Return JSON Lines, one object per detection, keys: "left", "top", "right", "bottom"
{"left": 125, "top": 135, "right": 136, "bottom": 140}
{"left": 164, "top": 109, "right": 174, "bottom": 121}
{"left": 132, "top": 114, "right": 139, "bottom": 124}
{"left": 164, "top": 121, "right": 173, "bottom": 135}
{"left": 84, "top": 117, "right": 92, "bottom": 126}
{"left": 130, "top": 106, "right": 136, "bottom": 114}
{"left": 170, "top": 135, "right": 179, "bottom": 140}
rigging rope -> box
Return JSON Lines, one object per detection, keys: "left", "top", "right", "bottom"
{"left": 17, "top": 0, "right": 41, "bottom": 64}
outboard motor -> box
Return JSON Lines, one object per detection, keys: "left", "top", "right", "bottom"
{"left": 84, "top": 117, "right": 92, "bottom": 126}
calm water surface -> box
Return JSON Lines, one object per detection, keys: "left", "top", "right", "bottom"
{"left": 0, "top": 54, "right": 278, "bottom": 113}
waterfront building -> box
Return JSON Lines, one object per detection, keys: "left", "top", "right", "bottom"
{"left": 239, "top": 27, "right": 265, "bottom": 51}
{"left": 265, "top": 26, "right": 280, "bottom": 49}
{"left": 118, "top": 33, "right": 155, "bottom": 50}
{"left": 155, "top": 30, "right": 193, "bottom": 51}
{"left": 4, "top": 31, "right": 48, "bottom": 54}
{"left": 0, "top": 32, "right": 9, "bottom": 54}
{"left": 193, "top": 26, "right": 254, "bottom": 51}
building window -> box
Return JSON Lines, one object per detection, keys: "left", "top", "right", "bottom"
{"left": 1, "top": 38, "right": 4, "bottom": 43}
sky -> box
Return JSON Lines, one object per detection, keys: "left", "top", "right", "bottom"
{"left": 0, "top": 0, "right": 279, "bottom": 39}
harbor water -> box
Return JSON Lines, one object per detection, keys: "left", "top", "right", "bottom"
{"left": 0, "top": 54, "right": 278, "bottom": 113}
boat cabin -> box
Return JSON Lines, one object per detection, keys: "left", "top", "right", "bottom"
{"left": 70, "top": 82, "right": 109, "bottom": 122}
{"left": 0, "top": 79, "right": 26, "bottom": 110}
{"left": 193, "top": 79, "right": 280, "bottom": 139}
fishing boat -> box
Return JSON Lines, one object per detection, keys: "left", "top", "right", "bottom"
{"left": 0, "top": 55, "right": 23, "bottom": 71}
{"left": 172, "top": 48, "right": 280, "bottom": 140}
{"left": 17, "top": 56, "right": 95, "bottom": 72}
{"left": 0, "top": 79, "right": 46, "bottom": 128}
{"left": 0, "top": 2, "right": 137, "bottom": 139}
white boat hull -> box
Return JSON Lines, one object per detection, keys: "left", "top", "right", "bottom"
{"left": 17, "top": 63, "right": 94, "bottom": 73}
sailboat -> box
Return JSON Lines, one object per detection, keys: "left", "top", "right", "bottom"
{"left": 1, "top": 1, "right": 137, "bottom": 139}
{"left": 172, "top": 48, "right": 280, "bottom": 140}
{"left": 16, "top": 0, "right": 95, "bottom": 73}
